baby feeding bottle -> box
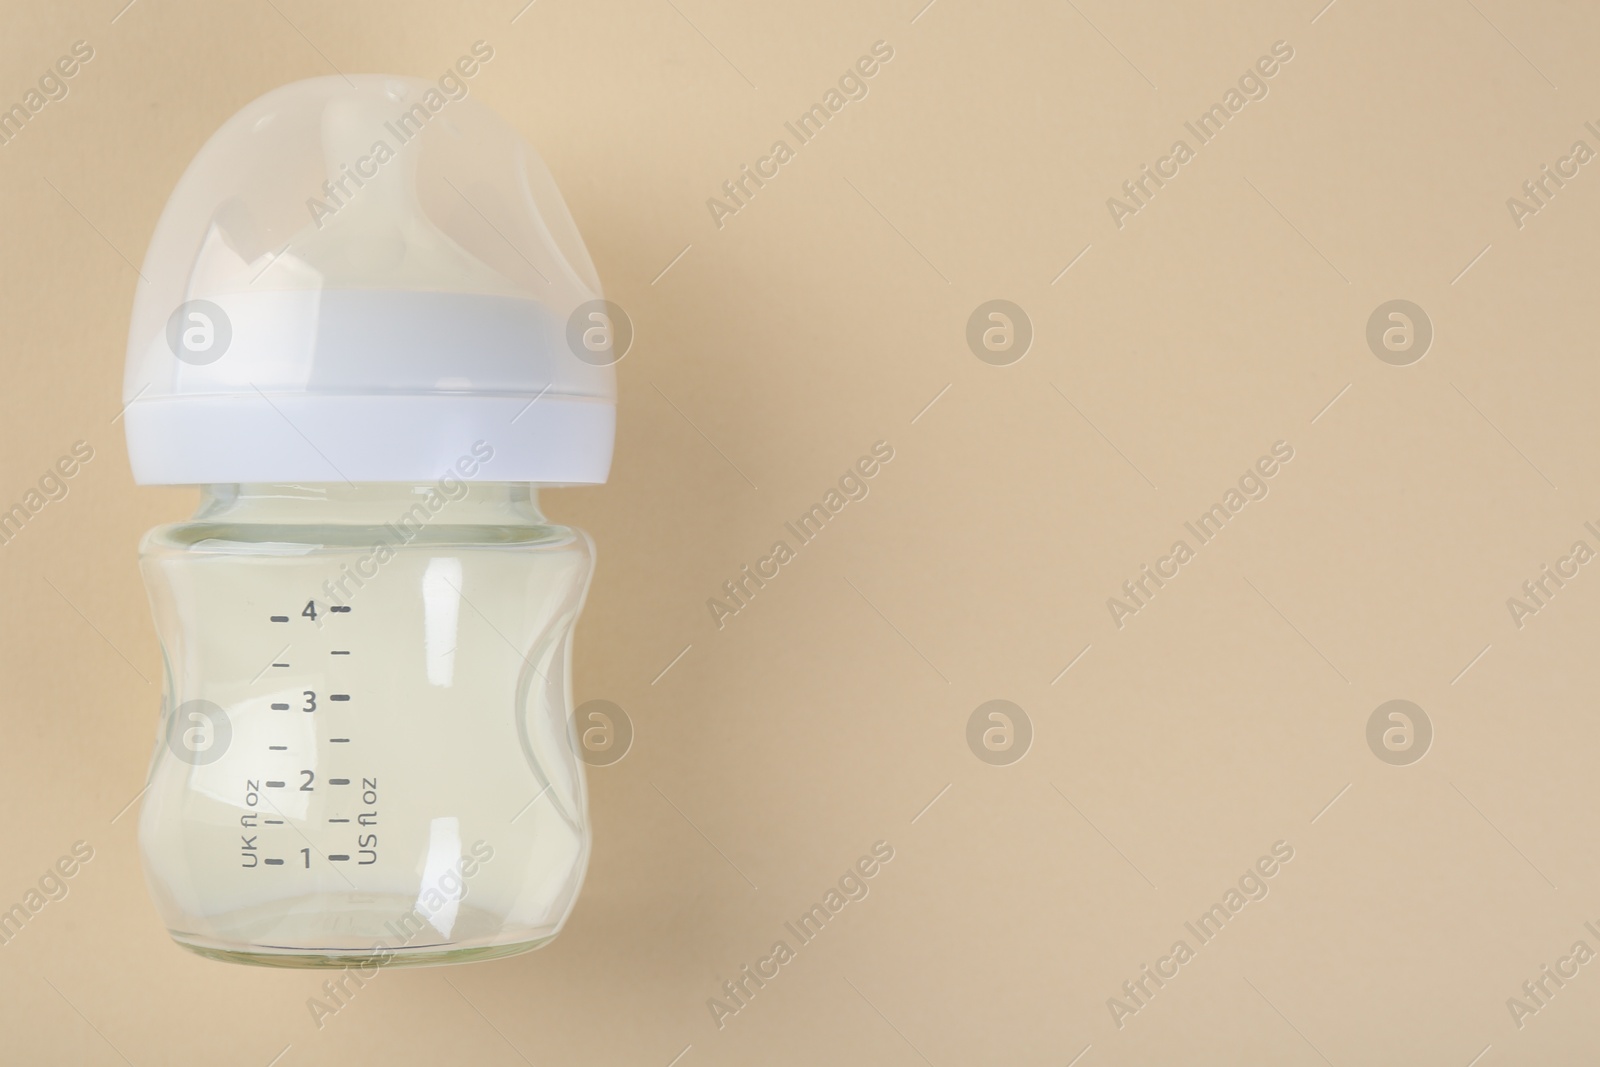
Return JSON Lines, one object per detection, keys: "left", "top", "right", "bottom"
{"left": 121, "top": 73, "right": 618, "bottom": 966}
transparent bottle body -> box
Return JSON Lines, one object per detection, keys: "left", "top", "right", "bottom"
{"left": 137, "top": 483, "right": 593, "bottom": 967}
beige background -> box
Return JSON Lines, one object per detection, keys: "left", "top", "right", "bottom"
{"left": 2, "top": 0, "right": 1599, "bottom": 1063}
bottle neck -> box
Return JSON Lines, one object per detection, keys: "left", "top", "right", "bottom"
{"left": 192, "top": 482, "right": 547, "bottom": 526}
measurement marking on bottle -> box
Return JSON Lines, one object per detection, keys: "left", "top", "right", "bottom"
{"left": 271, "top": 703, "right": 289, "bottom": 710}
{"left": 331, "top": 605, "right": 352, "bottom": 613}
{"left": 330, "top": 694, "right": 350, "bottom": 702}
{"left": 264, "top": 858, "right": 284, "bottom": 865}
{"left": 329, "top": 778, "right": 350, "bottom": 785}
{"left": 265, "top": 819, "right": 283, "bottom": 825}
{"left": 329, "top": 818, "right": 350, "bottom": 823}
{"left": 269, "top": 745, "right": 287, "bottom": 751}
{"left": 266, "top": 780, "right": 285, "bottom": 788}
{"left": 330, "top": 737, "right": 350, "bottom": 743}
{"left": 328, "top": 854, "right": 350, "bottom": 861}
{"left": 331, "top": 650, "right": 350, "bottom": 655}
{"left": 272, "top": 662, "right": 290, "bottom": 668}
{"left": 270, "top": 615, "right": 289, "bottom": 623}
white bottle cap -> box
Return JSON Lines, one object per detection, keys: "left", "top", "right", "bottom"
{"left": 124, "top": 74, "right": 618, "bottom": 485}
